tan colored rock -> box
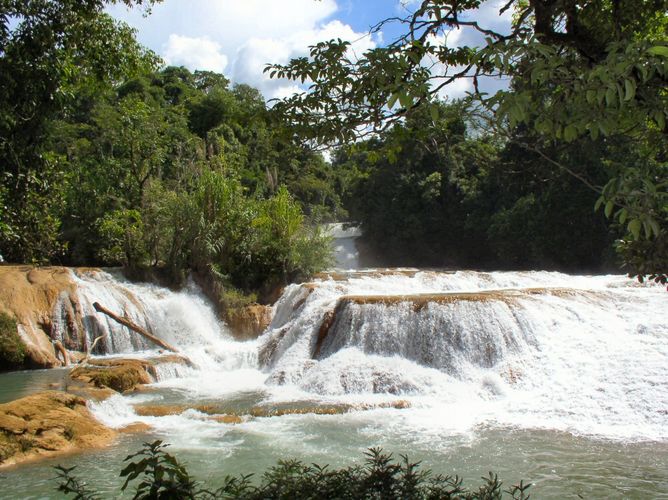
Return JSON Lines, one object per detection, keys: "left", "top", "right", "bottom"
{"left": 0, "top": 266, "right": 87, "bottom": 367}
{"left": 248, "top": 400, "right": 410, "bottom": 418}
{"left": 0, "top": 391, "right": 115, "bottom": 467}
{"left": 133, "top": 404, "right": 242, "bottom": 424}
{"left": 67, "top": 355, "right": 191, "bottom": 400}
{"left": 69, "top": 359, "right": 155, "bottom": 393}
{"left": 225, "top": 304, "right": 273, "bottom": 339}
{"left": 208, "top": 414, "right": 243, "bottom": 424}
{"left": 133, "top": 404, "right": 219, "bottom": 417}
{"left": 341, "top": 287, "right": 588, "bottom": 308}
{"left": 119, "top": 422, "right": 153, "bottom": 434}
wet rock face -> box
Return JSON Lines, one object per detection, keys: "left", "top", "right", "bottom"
{"left": 0, "top": 266, "right": 80, "bottom": 368}
{"left": 0, "top": 391, "right": 116, "bottom": 467}
{"left": 225, "top": 304, "right": 273, "bottom": 340}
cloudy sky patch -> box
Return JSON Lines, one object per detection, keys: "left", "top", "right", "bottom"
{"left": 109, "top": 0, "right": 510, "bottom": 100}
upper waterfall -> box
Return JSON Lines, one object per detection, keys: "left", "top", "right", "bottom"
{"left": 325, "top": 223, "right": 362, "bottom": 270}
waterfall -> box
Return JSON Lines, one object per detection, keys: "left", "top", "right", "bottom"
{"left": 67, "top": 268, "right": 666, "bottom": 442}
{"left": 326, "top": 223, "right": 361, "bottom": 269}
{"left": 51, "top": 269, "right": 257, "bottom": 370}
{"left": 256, "top": 270, "right": 666, "bottom": 439}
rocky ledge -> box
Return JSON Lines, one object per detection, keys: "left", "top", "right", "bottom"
{"left": 0, "top": 391, "right": 116, "bottom": 468}
{"left": 0, "top": 266, "right": 80, "bottom": 368}
{"left": 68, "top": 355, "right": 191, "bottom": 398}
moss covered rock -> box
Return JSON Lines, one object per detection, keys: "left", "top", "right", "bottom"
{"left": 0, "top": 312, "right": 25, "bottom": 370}
{"left": 69, "top": 359, "right": 156, "bottom": 393}
{"left": 0, "top": 391, "right": 115, "bottom": 467}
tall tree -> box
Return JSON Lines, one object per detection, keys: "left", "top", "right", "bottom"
{"left": 267, "top": 0, "right": 668, "bottom": 282}
{"left": 0, "top": 0, "right": 159, "bottom": 262}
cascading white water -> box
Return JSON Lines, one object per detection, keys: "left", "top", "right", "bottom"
{"left": 0, "top": 266, "right": 652, "bottom": 498}
{"left": 52, "top": 269, "right": 258, "bottom": 371}
{"left": 78, "top": 268, "right": 666, "bottom": 444}
{"left": 256, "top": 270, "right": 666, "bottom": 440}
{"left": 326, "top": 223, "right": 361, "bottom": 269}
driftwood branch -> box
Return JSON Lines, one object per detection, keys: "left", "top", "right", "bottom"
{"left": 80, "top": 334, "right": 107, "bottom": 365}
{"left": 93, "top": 302, "right": 180, "bottom": 354}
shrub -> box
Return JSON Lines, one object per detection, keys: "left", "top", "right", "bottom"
{"left": 97, "top": 209, "right": 148, "bottom": 275}
{"left": 0, "top": 312, "right": 26, "bottom": 370}
{"left": 141, "top": 171, "right": 332, "bottom": 295}
{"left": 56, "top": 440, "right": 531, "bottom": 499}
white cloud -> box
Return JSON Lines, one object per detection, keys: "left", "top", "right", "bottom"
{"left": 109, "top": 0, "right": 339, "bottom": 49}
{"left": 108, "top": 0, "right": 509, "bottom": 101}
{"left": 233, "top": 20, "right": 376, "bottom": 99}
{"left": 109, "top": 0, "right": 365, "bottom": 99}
{"left": 163, "top": 35, "right": 228, "bottom": 73}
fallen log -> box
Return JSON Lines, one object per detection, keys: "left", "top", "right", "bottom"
{"left": 92, "top": 302, "right": 180, "bottom": 354}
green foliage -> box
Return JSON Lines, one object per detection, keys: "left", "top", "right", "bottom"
{"left": 120, "top": 441, "right": 198, "bottom": 499}
{"left": 595, "top": 154, "right": 667, "bottom": 282}
{"left": 337, "top": 100, "right": 616, "bottom": 270}
{"left": 56, "top": 441, "right": 531, "bottom": 499}
{"left": 219, "top": 288, "right": 258, "bottom": 310}
{"left": 55, "top": 465, "right": 101, "bottom": 500}
{"left": 1, "top": 1, "right": 334, "bottom": 296}
{"left": 616, "top": 233, "right": 668, "bottom": 288}
{"left": 267, "top": 0, "right": 668, "bottom": 280}
{"left": 0, "top": 312, "right": 26, "bottom": 370}
{"left": 249, "top": 186, "right": 332, "bottom": 288}
{"left": 0, "top": 0, "right": 160, "bottom": 263}
{"left": 98, "top": 209, "right": 148, "bottom": 275}
{"left": 114, "top": 170, "right": 332, "bottom": 296}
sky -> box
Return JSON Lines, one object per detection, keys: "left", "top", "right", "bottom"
{"left": 108, "top": 0, "right": 513, "bottom": 101}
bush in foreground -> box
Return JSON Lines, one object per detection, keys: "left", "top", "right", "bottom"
{"left": 55, "top": 440, "right": 530, "bottom": 499}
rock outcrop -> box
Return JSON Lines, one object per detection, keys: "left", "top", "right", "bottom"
{"left": 0, "top": 391, "right": 116, "bottom": 467}
{"left": 0, "top": 266, "right": 80, "bottom": 367}
{"left": 69, "top": 359, "right": 156, "bottom": 393}
{"left": 225, "top": 304, "right": 273, "bottom": 339}
{"left": 68, "top": 355, "right": 191, "bottom": 397}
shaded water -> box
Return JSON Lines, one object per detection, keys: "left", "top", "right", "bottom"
{"left": 0, "top": 269, "right": 666, "bottom": 497}
{"left": 0, "top": 369, "right": 68, "bottom": 405}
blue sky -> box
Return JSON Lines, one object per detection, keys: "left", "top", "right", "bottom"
{"left": 109, "top": 0, "right": 511, "bottom": 100}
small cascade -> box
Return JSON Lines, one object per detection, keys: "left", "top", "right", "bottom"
{"left": 326, "top": 223, "right": 361, "bottom": 269}
{"left": 51, "top": 270, "right": 248, "bottom": 368}
{"left": 52, "top": 270, "right": 153, "bottom": 354}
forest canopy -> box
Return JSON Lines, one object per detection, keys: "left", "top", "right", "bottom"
{"left": 0, "top": 1, "right": 334, "bottom": 301}
{"left": 267, "top": 0, "right": 668, "bottom": 283}
{"left": 0, "top": 0, "right": 666, "bottom": 289}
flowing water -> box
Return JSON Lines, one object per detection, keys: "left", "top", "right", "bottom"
{"left": 0, "top": 268, "right": 666, "bottom": 498}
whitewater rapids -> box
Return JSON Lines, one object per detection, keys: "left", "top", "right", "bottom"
{"left": 50, "top": 268, "right": 665, "bottom": 445}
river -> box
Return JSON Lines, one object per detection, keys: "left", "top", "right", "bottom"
{"left": 0, "top": 267, "right": 666, "bottom": 498}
